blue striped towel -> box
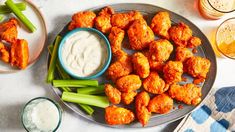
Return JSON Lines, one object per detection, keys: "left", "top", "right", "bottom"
{"left": 174, "top": 86, "right": 235, "bottom": 132}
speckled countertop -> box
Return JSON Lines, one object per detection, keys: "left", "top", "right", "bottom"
{"left": 0, "top": 0, "right": 235, "bottom": 132}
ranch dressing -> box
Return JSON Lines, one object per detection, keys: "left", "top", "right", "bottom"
{"left": 22, "top": 98, "right": 61, "bottom": 132}
{"left": 61, "top": 31, "right": 107, "bottom": 77}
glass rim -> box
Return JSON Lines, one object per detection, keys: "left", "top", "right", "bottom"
{"left": 215, "top": 17, "right": 235, "bottom": 60}
{"left": 21, "top": 97, "right": 62, "bottom": 132}
{"left": 207, "top": 0, "right": 235, "bottom": 13}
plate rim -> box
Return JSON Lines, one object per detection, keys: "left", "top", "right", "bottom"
{"left": 47, "top": 3, "right": 217, "bottom": 128}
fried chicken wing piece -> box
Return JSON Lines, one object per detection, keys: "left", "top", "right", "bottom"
{"left": 116, "top": 74, "right": 142, "bottom": 93}
{"left": 169, "top": 22, "right": 192, "bottom": 47}
{"left": 147, "top": 94, "right": 173, "bottom": 114}
{"left": 98, "top": 6, "right": 114, "bottom": 16}
{"left": 127, "top": 19, "right": 154, "bottom": 50}
{"left": 132, "top": 52, "right": 150, "bottom": 78}
{"left": 106, "top": 51, "right": 133, "bottom": 82}
{"left": 175, "top": 47, "right": 193, "bottom": 62}
{"left": 113, "top": 50, "right": 128, "bottom": 61}
{"left": 121, "top": 91, "right": 137, "bottom": 105}
{"left": 10, "top": 39, "right": 29, "bottom": 69}
{"left": 163, "top": 61, "right": 183, "bottom": 84}
{"left": 149, "top": 39, "right": 173, "bottom": 62}
{"left": 105, "top": 84, "right": 121, "bottom": 104}
{"left": 168, "top": 83, "right": 202, "bottom": 105}
{"left": 68, "top": 11, "right": 96, "bottom": 30}
{"left": 108, "top": 27, "right": 125, "bottom": 55}
{"left": 143, "top": 72, "right": 169, "bottom": 94}
{"left": 0, "top": 42, "right": 10, "bottom": 63}
{"left": 135, "top": 91, "right": 151, "bottom": 127}
{"left": 0, "top": 18, "right": 18, "bottom": 43}
{"left": 187, "top": 36, "right": 202, "bottom": 48}
{"left": 111, "top": 11, "right": 144, "bottom": 29}
{"left": 149, "top": 61, "right": 165, "bottom": 71}
{"left": 185, "top": 56, "right": 211, "bottom": 79}
{"left": 150, "top": 11, "right": 171, "bottom": 39}
{"left": 142, "top": 50, "right": 165, "bottom": 71}
{"left": 105, "top": 105, "right": 135, "bottom": 125}
{"left": 95, "top": 7, "right": 114, "bottom": 33}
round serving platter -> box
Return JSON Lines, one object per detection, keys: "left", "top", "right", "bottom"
{"left": 47, "top": 3, "right": 217, "bottom": 128}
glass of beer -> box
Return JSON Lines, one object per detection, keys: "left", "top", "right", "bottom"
{"left": 199, "top": 0, "right": 235, "bottom": 20}
{"left": 216, "top": 18, "right": 235, "bottom": 59}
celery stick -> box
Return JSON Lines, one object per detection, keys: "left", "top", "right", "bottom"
{"left": 79, "top": 104, "right": 94, "bottom": 115}
{"left": 56, "top": 63, "right": 70, "bottom": 79}
{"left": 48, "top": 45, "right": 94, "bottom": 115}
{"left": 77, "top": 85, "right": 104, "bottom": 94}
{"left": 48, "top": 45, "right": 70, "bottom": 79}
{"left": 0, "top": 2, "right": 26, "bottom": 14}
{"left": 48, "top": 44, "right": 71, "bottom": 92}
{"left": 56, "top": 68, "right": 72, "bottom": 91}
{"left": 62, "top": 92, "right": 109, "bottom": 108}
{"left": 47, "top": 36, "right": 61, "bottom": 83}
{"left": 53, "top": 80, "right": 98, "bottom": 87}
{"left": 0, "top": 15, "right": 3, "bottom": 22}
{"left": 5, "top": 0, "right": 36, "bottom": 32}
{"left": 58, "top": 86, "right": 69, "bottom": 92}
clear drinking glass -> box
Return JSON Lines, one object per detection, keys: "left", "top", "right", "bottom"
{"left": 21, "top": 97, "right": 62, "bottom": 132}
{"left": 216, "top": 18, "right": 235, "bottom": 59}
{"left": 199, "top": 0, "right": 235, "bottom": 19}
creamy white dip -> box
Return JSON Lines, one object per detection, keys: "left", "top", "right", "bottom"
{"left": 22, "top": 99, "right": 60, "bottom": 132}
{"left": 61, "top": 31, "right": 107, "bottom": 77}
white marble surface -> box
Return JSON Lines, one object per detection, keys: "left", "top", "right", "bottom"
{"left": 0, "top": 0, "right": 235, "bottom": 132}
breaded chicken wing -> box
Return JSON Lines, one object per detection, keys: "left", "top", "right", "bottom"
{"left": 142, "top": 50, "right": 165, "bottom": 71}
{"left": 95, "top": 7, "right": 114, "bottom": 33}
{"left": 185, "top": 56, "right": 211, "bottom": 79}
{"left": 168, "top": 83, "right": 202, "bottom": 105}
{"left": 150, "top": 11, "right": 171, "bottom": 39}
{"left": 116, "top": 74, "right": 142, "bottom": 92}
{"left": 147, "top": 94, "right": 173, "bottom": 114}
{"left": 105, "top": 84, "right": 121, "bottom": 104}
{"left": 113, "top": 50, "right": 128, "bottom": 61}
{"left": 68, "top": 11, "right": 96, "bottom": 30}
{"left": 105, "top": 105, "right": 135, "bottom": 125}
{"left": 187, "top": 36, "right": 202, "bottom": 48}
{"left": 169, "top": 22, "right": 192, "bottom": 47}
{"left": 175, "top": 47, "right": 193, "bottom": 62}
{"left": 0, "top": 42, "right": 10, "bottom": 63}
{"left": 99, "top": 6, "right": 114, "bottom": 16}
{"left": 121, "top": 91, "right": 137, "bottom": 105}
{"left": 135, "top": 91, "right": 151, "bottom": 127}
{"left": 111, "top": 11, "right": 144, "bottom": 29}
{"left": 143, "top": 72, "right": 168, "bottom": 94}
{"left": 127, "top": 19, "right": 154, "bottom": 50}
{"left": 163, "top": 61, "right": 183, "bottom": 84}
{"left": 132, "top": 52, "right": 150, "bottom": 78}
{"left": 149, "top": 39, "right": 173, "bottom": 62}
{"left": 106, "top": 51, "right": 133, "bottom": 82}
{"left": 10, "top": 39, "right": 29, "bottom": 69}
{"left": 108, "top": 27, "right": 125, "bottom": 55}
{"left": 0, "top": 18, "right": 18, "bottom": 43}
{"left": 149, "top": 60, "right": 165, "bottom": 71}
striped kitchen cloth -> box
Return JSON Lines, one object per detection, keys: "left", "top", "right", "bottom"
{"left": 174, "top": 86, "right": 235, "bottom": 132}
